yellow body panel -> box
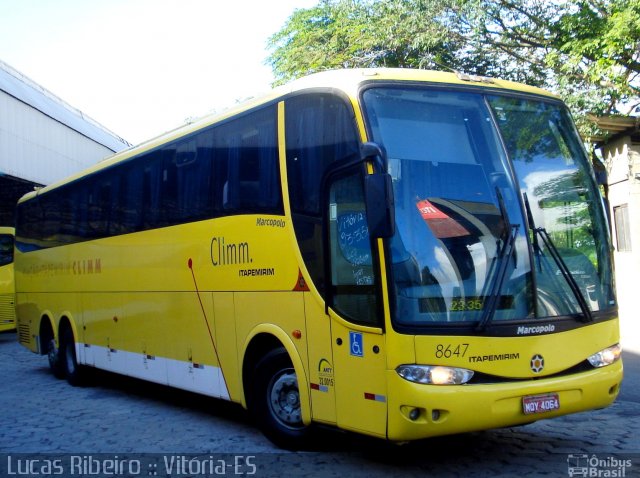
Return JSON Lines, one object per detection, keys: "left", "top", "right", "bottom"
{"left": 303, "top": 292, "right": 336, "bottom": 425}
{"left": 330, "top": 310, "right": 388, "bottom": 437}
{"left": 15, "top": 214, "right": 303, "bottom": 402}
{"left": 213, "top": 292, "right": 241, "bottom": 400}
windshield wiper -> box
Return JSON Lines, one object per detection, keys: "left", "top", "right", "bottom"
{"left": 476, "top": 188, "right": 519, "bottom": 332}
{"left": 534, "top": 227, "right": 593, "bottom": 322}
{"left": 522, "top": 193, "right": 593, "bottom": 323}
{"left": 523, "top": 192, "right": 542, "bottom": 272}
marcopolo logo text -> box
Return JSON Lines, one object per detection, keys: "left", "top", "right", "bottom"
{"left": 517, "top": 324, "right": 556, "bottom": 335}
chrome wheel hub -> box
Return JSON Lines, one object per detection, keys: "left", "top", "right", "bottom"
{"left": 269, "top": 370, "right": 302, "bottom": 428}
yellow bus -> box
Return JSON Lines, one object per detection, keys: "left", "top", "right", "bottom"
{"left": 0, "top": 227, "right": 16, "bottom": 332}
{"left": 14, "top": 69, "right": 622, "bottom": 448}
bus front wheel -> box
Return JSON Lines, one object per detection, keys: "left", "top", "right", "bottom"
{"left": 250, "top": 348, "right": 311, "bottom": 449}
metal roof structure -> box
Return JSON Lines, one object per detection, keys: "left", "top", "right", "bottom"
{"left": 0, "top": 59, "right": 130, "bottom": 152}
{"left": 588, "top": 114, "right": 640, "bottom": 144}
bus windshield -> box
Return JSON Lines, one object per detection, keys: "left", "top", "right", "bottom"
{"left": 361, "top": 86, "right": 615, "bottom": 329}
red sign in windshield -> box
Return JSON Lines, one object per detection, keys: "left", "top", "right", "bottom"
{"left": 416, "top": 199, "right": 469, "bottom": 238}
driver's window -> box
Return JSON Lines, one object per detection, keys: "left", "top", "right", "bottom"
{"left": 328, "top": 172, "right": 380, "bottom": 325}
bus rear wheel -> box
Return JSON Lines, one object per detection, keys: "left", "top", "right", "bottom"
{"left": 250, "top": 348, "right": 311, "bottom": 449}
{"left": 47, "top": 338, "right": 64, "bottom": 379}
{"left": 60, "top": 327, "right": 85, "bottom": 386}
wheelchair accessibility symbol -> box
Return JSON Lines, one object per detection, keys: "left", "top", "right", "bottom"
{"left": 349, "top": 331, "right": 364, "bottom": 357}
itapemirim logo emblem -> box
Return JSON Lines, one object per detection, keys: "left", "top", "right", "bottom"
{"left": 530, "top": 354, "right": 545, "bottom": 373}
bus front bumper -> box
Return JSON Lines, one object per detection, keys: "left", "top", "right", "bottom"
{"left": 386, "top": 360, "right": 623, "bottom": 441}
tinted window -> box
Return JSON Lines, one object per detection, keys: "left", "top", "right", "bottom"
{"left": 286, "top": 94, "right": 360, "bottom": 215}
{"left": 217, "top": 105, "right": 282, "bottom": 213}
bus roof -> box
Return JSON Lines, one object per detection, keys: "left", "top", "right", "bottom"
{"left": 18, "top": 68, "right": 558, "bottom": 203}
{"left": 284, "top": 68, "right": 556, "bottom": 99}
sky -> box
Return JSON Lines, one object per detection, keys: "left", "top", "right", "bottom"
{"left": 0, "top": 0, "right": 317, "bottom": 145}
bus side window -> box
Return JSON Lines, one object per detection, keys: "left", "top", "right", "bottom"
{"left": 141, "top": 154, "right": 162, "bottom": 229}
{"left": 161, "top": 147, "right": 179, "bottom": 226}
{"left": 177, "top": 135, "right": 214, "bottom": 222}
{"left": 115, "top": 164, "right": 143, "bottom": 234}
{"left": 217, "top": 105, "right": 281, "bottom": 214}
{"left": 39, "top": 192, "right": 60, "bottom": 245}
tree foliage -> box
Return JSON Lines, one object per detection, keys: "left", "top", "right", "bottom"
{"left": 449, "top": 0, "right": 640, "bottom": 135}
{"left": 267, "top": 0, "right": 640, "bottom": 138}
{"left": 267, "top": 0, "right": 465, "bottom": 85}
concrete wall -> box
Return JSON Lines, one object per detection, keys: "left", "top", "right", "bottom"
{"left": 603, "top": 135, "right": 640, "bottom": 353}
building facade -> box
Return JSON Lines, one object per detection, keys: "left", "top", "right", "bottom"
{"left": 0, "top": 60, "right": 130, "bottom": 226}
{"left": 594, "top": 116, "right": 640, "bottom": 353}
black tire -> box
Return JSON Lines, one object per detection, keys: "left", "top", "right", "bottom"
{"left": 249, "top": 348, "right": 312, "bottom": 449}
{"left": 60, "top": 327, "right": 85, "bottom": 386}
{"left": 46, "top": 337, "right": 64, "bottom": 379}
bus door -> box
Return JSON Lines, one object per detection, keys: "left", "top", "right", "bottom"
{"left": 326, "top": 170, "right": 388, "bottom": 438}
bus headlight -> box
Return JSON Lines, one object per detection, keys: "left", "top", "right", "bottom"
{"left": 587, "top": 344, "right": 622, "bottom": 368}
{"left": 396, "top": 365, "right": 474, "bottom": 385}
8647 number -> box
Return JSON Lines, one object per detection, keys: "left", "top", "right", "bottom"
{"left": 435, "top": 343, "right": 469, "bottom": 359}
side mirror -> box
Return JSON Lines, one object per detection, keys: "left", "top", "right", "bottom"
{"left": 361, "top": 142, "right": 395, "bottom": 238}
{"left": 364, "top": 173, "right": 395, "bottom": 238}
{"left": 360, "top": 142, "right": 386, "bottom": 168}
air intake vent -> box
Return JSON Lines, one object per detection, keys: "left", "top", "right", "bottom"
{"left": 0, "top": 294, "right": 16, "bottom": 325}
{"left": 18, "top": 323, "right": 31, "bottom": 345}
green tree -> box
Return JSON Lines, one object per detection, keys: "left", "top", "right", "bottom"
{"left": 267, "top": 0, "right": 465, "bottom": 85}
{"left": 267, "top": 0, "right": 640, "bottom": 138}
{"left": 450, "top": 0, "right": 640, "bottom": 136}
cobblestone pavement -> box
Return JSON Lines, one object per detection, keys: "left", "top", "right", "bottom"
{"left": 0, "top": 331, "right": 638, "bottom": 477}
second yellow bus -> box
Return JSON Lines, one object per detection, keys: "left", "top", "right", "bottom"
{"left": 0, "top": 226, "right": 16, "bottom": 333}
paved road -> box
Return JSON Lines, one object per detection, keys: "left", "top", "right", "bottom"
{"left": 0, "top": 331, "right": 638, "bottom": 477}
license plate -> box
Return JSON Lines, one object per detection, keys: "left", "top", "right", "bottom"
{"left": 522, "top": 393, "right": 560, "bottom": 415}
